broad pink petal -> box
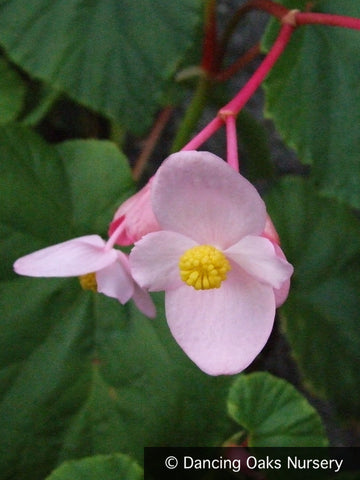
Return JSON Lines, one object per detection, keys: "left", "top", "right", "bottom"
{"left": 225, "top": 235, "right": 293, "bottom": 290}
{"left": 14, "top": 235, "right": 117, "bottom": 277}
{"left": 96, "top": 254, "right": 134, "bottom": 304}
{"left": 109, "top": 180, "right": 160, "bottom": 245}
{"left": 132, "top": 283, "right": 157, "bottom": 318}
{"left": 165, "top": 267, "right": 275, "bottom": 375}
{"left": 130, "top": 231, "right": 197, "bottom": 291}
{"left": 152, "top": 151, "right": 266, "bottom": 248}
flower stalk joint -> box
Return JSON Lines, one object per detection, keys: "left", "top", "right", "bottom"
{"left": 281, "top": 9, "right": 300, "bottom": 27}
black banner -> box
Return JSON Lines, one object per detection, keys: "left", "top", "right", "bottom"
{"left": 144, "top": 447, "right": 360, "bottom": 479}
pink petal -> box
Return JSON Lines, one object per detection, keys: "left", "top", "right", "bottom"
{"left": 132, "top": 283, "right": 157, "bottom": 318}
{"left": 92, "top": 250, "right": 157, "bottom": 317}
{"left": 96, "top": 252, "right": 134, "bottom": 304}
{"left": 14, "top": 235, "right": 117, "bottom": 277}
{"left": 274, "top": 279, "right": 290, "bottom": 308}
{"left": 165, "top": 267, "right": 276, "bottom": 375}
{"left": 130, "top": 231, "right": 197, "bottom": 291}
{"left": 151, "top": 151, "right": 266, "bottom": 248}
{"left": 109, "top": 180, "right": 160, "bottom": 245}
{"left": 273, "top": 244, "right": 291, "bottom": 307}
{"left": 108, "top": 216, "right": 134, "bottom": 246}
{"left": 225, "top": 235, "right": 293, "bottom": 290}
{"left": 262, "top": 215, "right": 280, "bottom": 245}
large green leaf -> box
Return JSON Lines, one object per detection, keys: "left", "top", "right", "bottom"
{"left": 0, "top": 56, "right": 26, "bottom": 124}
{"left": 45, "top": 454, "right": 142, "bottom": 480}
{"left": 55, "top": 139, "right": 135, "bottom": 234}
{"left": 237, "top": 110, "right": 274, "bottom": 182}
{"left": 228, "top": 372, "right": 328, "bottom": 447}
{"left": 262, "top": 1, "right": 360, "bottom": 208}
{"left": 266, "top": 176, "right": 360, "bottom": 420}
{"left": 0, "top": 125, "right": 232, "bottom": 479}
{"left": 0, "top": 126, "right": 134, "bottom": 278}
{"left": 0, "top": 0, "right": 201, "bottom": 134}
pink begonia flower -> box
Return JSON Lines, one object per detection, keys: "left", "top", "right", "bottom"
{"left": 109, "top": 179, "right": 160, "bottom": 245}
{"left": 109, "top": 172, "right": 282, "bottom": 250}
{"left": 13, "top": 235, "right": 156, "bottom": 318}
{"left": 130, "top": 151, "right": 293, "bottom": 375}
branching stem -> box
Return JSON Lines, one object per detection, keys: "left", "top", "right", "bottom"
{"left": 296, "top": 12, "right": 360, "bottom": 30}
{"left": 133, "top": 106, "right": 173, "bottom": 181}
{"left": 182, "top": 23, "right": 294, "bottom": 151}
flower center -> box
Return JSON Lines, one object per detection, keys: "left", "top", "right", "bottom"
{"left": 79, "top": 273, "right": 97, "bottom": 292}
{"left": 179, "top": 245, "right": 231, "bottom": 290}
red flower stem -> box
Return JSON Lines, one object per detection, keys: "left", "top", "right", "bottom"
{"left": 181, "top": 116, "right": 223, "bottom": 151}
{"left": 133, "top": 106, "right": 173, "bottom": 181}
{"left": 214, "top": 43, "right": 261, "bottom": 83}
{"left": 296, "top": 12, "right": 360, "bottom": 30}
{"left": 240, "top": 0, "right": 288, "bottom": 19}
{"left": 202, "top": 0, "right": 218, "bottom": 74}
{"left": 223, "top": 23, "right": 294, "bottom": 114}
{"left": 215, "top": 0, "right": 287, "bottom": 71}
{"left": 224, "top": 114, "right": 239, "bottom": 171}
{"left": 105, "top": 220, "right": 125, "bottom": 251}
{"left": 182, "top": 23, "right": 294, "bottom": 151}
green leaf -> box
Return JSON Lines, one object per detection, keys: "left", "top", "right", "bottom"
{"left": 266, "top": 176, "right": 360, "bottom": 420}
{"left": 45, "top": 454, "right": 143, "bottom": 480}
{"left": 0, "top": 125, "right": 232, "bottom": 479}
{"left": 0, "top": 56, "right": 26, "bottom": 124}
{"left": 262, "top": 1, "right": 360, "bottom": 208}
{"left": 0, "top": 0, "right": 201, "bottom": 134}
{"left": 237, "top": 110, "right": 274, "bottom": 182}
{"left": 0, "top": 125, "right": 72, "bottom": 276}
{"left": 22, "top": 84, "right": 60, "bottom": 127}
{"left": 228, "top": 372, "right": 328, "bottom": 446}
{"left": 55, "top": 139, "right": 135, "bottom": 235}
{"left": 0, "top": 126, "right": 134, "bottom": 278}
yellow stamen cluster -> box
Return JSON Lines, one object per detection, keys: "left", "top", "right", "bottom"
{"left": 79, "top": 272, "right": 97, "bottom": 292}
{"left": 179, "top": 245, "right": 231, "bottom": 290}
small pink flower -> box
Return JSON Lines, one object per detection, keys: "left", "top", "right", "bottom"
{"left": 109, "top": 180, "right": 160, "bottom": 245}
{"left": 130, "top": 151, "right": 293, "bottom": 375}
{"left": 13, "top": 235, "right": 156, "bottom": 318}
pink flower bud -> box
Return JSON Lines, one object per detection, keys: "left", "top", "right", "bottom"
{"left": 108, "top": 179, "right": 160, "bottom": 246}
